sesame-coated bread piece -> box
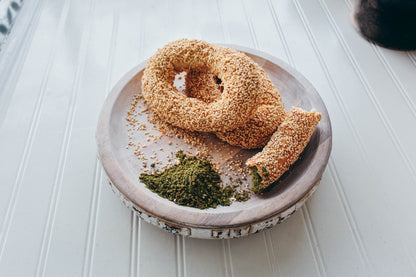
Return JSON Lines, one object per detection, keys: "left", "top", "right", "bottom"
{"left": 141, "top": 39, "right": 322, "bottom": 194}
{"left": 246, "top": 107, "right": 321, "bottom": 192}
{"left": 184, "top": 70, "right": 223, "bottom": 103}
{"left": 185, "top": 69, "right": 286, "bottom": 149}
{"left": 214, "top": 68, "right": 286, "bottom": 149}
{"left": 142, "top": 39, "right": 264, "bottom": 132}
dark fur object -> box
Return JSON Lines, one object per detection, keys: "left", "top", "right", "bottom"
{"left": 352, "top": 0, "right": 416, "bottom": 50}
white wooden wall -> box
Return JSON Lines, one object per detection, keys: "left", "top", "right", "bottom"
{"left": 1, "top": 0, "right": 416, "bottom": 276}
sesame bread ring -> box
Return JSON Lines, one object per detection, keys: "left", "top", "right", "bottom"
{"left": 141, "top": 39, "right": 262, "bottom": 132}
{"left": 185, "top": 68, "right": 287, "bottom": 149}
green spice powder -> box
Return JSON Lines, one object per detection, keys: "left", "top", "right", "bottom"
{"left": 140, "top": 151, "right": 243, "bottom": 209}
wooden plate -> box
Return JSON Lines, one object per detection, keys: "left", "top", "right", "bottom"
{"left": 96, "top": 45, "right": 332, "bottom": 239}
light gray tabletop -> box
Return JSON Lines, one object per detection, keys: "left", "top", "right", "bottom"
{"left": 1, "top": 0, "right": 416, "bottom": 276}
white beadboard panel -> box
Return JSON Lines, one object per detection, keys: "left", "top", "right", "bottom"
{"left": 88, "top": 178, "right": 132, "bottom": 277}
{"left": 139, "top": 0, "right": 176, "bottom": 60}
{"left": 138, "top": 223, "right": 177, "bottom": 277}
{"left": 1, "top": 0, "right": 416, "bottom": 276}
{"left": 321, "top": 0, "right": 416, "bottom": 174}
{"left": 163, "top": 0, "right": 202, "bottom": 40}
{"left": 216, "top": 0, "right": 256, "bottom": 50}
{"left": 228, "top": 232, "right": 276, "bottom": 277}
{"left": 110, "top": 0, "right": 145, "bottom": 88}
{"left": 0, "top": 0, "right": 83, "bottom": 276}
{"left": 240, "top": 0, "right": 293, "bottom": 65}
{"left": 242, "top": 2, "right": 370, "bottom": 275}
{"left": 297, "top": 1, "right": 416, "bottom": 275}
{"left": 305, "top": 168, "right": 368, "bottom": 276}
{"left": 0, "top": 0, "right": 66, "bottom": 232}
{"left": 183, "top": 238, "right": 227, "bottom": 277}
{"left": 88, "top": 3, "right": 134, "bottom": 277}
{"left": 130, "top": 215, "right": 140, "bottom": 277}
{"left": 40, "top": 1, "right": 118, "bottom": 275}
{"left": 269, "top": 211, "right": 321, "bottom": 277}
{"left": 35, "top": 0, "right": 96, "bottom": 274}
{"left": 193, "top": 0, "right": 227, "bottom": 43}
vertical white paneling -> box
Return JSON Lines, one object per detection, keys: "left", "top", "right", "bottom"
{"left": 321, "top": 2, "right": 416, "bottom": 250}
{"left": 111, "top": 1, "right": 149, "bottom": 276}
{"left": 0, "top": 0, "right": 66, "bottom": 242}
{"left": 228, "top": 233, "right": 274, "bottom": 277}
{"left": 110, "top": 0, "right": 146, "bottom": 86}
{"left": 138, "top": 0, "right": 173, "bottom": 59}
{"left": 269, "top": 212, "right": 321, "bottom": 277}
{"left": 40, "top": 0, "right": 122, "bottom": 276}
{"left": 130, "top": 214, "right": 140, "bottom": 277}
{"left": 305, "top": 170, "right": 368, "bottom": 276}
{"left": 88, "top": 2, "right": 133, "bottom": 276}
{"left": 296, "top": 0, "right": 416, "bottom": 274}
{"left": 240, "top": 0, "right": 288, "bottom": 62}
{"left": 183, "top": 238, "right": 226, "bottom": 277}
{"left": 1, "top": 0, "right": 416, "bottom": 275}
{"left": 163, "top": 0, "right": 200, "bottom": 40}
{"left": 36, "top": 0, "right": 96, "bottom": 275}
{"left": 89, "top": 183, "right": 132, "bottom": 277}
{"left": 138, "top": 224, "right": 176, "bottom": 276}
{"left": 0, "top": 0, "right": 80, "bottom": 276}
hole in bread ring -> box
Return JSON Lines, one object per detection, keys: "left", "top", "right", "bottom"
{"left": 184, "top": 65, "right": 287, "bottom": 149}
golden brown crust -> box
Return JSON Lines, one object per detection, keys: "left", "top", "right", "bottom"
{"left": 246, "top": 107, "right": 321, "bottom": 189}
{"left": 141, "top": 39, "right": 322, "bottom": 193}
{"left": 184, "top": 66, "right": 287, "bottom": 149}
{"left": 142, "top": 39, "right": 264, "bottom": 132}
{"left": 214, "top": 69, "right": 286, "bottom": 149}
{"left": 184, "top": 70, "right": 223, "bottom": 103}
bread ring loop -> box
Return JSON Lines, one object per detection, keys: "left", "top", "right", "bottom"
{"left": 185, "top": 67, "right": 287, "bottom": 149}
{"left": 142, "top": 39, "right": 262, "bottom": 132}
